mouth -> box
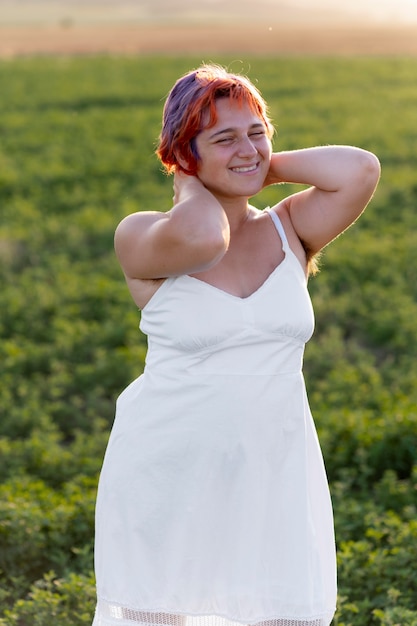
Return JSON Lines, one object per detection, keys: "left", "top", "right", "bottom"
{"left": 230, "top": 163, "right": 259, "bottom": 174}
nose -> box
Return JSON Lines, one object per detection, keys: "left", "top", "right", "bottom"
{"left": 237, "top": 135, "right": 258, "bottom": 157}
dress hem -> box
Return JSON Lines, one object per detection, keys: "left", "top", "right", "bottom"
{"left": 93, "top": 597, "right": 336, "bottom": 626}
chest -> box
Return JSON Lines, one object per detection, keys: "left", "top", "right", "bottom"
{"left": 140, "top": 256, "right": 314, "bottom": 353}
{"left": 188, "top": 219, "right": 285, "bottom": 299}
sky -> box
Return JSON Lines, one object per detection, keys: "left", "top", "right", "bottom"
{"left": 1, "top": 0, "right": 417, "bottom": 25}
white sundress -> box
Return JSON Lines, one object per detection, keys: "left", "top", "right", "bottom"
{"left": 92, "top": 210, "right": 337, "bottom": 626}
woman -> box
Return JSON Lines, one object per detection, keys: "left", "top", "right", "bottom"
{"left": 92, "top": 64, "right": 380, "bottom": 626}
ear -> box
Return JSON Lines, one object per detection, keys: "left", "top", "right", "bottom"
{"left": 174, "top": 150, "right": 191, "bottom": 171}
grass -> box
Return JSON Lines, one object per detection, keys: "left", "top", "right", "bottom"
{"left": 0, "top": 55, "right": 417, "bottom": 625}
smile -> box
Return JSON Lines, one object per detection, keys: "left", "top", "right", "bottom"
{"left": 230, "top": 163, "right": 258, "bottom": 173}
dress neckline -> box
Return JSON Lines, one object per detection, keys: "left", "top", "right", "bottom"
{"left": 183, "top": 253, "right": 288, "bottom": 302}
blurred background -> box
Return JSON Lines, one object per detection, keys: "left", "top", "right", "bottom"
{"left": 1, "top": 0, "right": 417, "bottom": 25}
{"left": 1, "top": 0, "right": 417, "bottom": 56}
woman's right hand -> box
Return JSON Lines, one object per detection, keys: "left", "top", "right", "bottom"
{"left": 173, "top": 171, "right": 207, "bottom": 204}
{"left": 173, "top": 170, "right": 193, "bottom": 204}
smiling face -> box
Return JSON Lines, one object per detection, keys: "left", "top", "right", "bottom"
{"left": 194, "top": 97, "right": 273, "bottom": 205}
{"left": 157, "top": 65, "right": 274, "bottom": 176}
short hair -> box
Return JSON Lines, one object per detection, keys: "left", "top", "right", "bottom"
{"left": 156, "top": 64, "right": 274, "bottom": 175}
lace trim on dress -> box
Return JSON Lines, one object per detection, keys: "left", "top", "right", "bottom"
{"left": 94, "top": 600, "right": 332, "bottom": 626}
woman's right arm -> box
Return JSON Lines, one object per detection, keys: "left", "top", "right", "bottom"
{"left": 114, "top": 173, "right": 230, "bottom": 280}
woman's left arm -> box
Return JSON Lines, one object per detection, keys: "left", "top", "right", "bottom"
{"left": 264, "top": 146, "right": 381, "bottom": 254}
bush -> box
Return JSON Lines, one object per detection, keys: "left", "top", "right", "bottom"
{"left": 0, "top": 571, "right": 96, "bottom": 626}
{"left": 0, "top": 477, "right": 95, "bottom": 600}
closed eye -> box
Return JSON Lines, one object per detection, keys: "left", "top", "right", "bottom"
{"left": 215, "top": 132, "right": 264, "bottom": 144}
{"left": 215, "top": 136, "right": 234, "bottom": 144}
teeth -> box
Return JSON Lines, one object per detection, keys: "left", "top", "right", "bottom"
{"left": 232, "top": 164, "right": 257, "bottom": 173}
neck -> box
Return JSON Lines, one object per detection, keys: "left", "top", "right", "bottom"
{"left": 217, "top": 196, "right": 251, "bottom": 232}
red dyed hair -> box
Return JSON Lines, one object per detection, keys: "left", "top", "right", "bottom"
{"left": 156, "top": 64, "right": 274, "bottom": 175}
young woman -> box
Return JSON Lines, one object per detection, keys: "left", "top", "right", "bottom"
{"left": 92, "top": 64, "right": 380, "bottom": 626}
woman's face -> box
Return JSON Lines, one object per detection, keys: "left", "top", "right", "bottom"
{"left": 194, "top": 97, "right": 272, "bottom": 203}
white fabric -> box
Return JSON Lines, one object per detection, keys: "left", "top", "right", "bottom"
{"left": 92, "top": 210, "right": 337, "bottom": 626}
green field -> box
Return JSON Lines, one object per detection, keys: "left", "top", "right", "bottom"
{"left": 0, "top": 56, "right": 417, "bottom": 626}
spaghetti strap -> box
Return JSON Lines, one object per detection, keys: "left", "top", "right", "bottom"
{"left": 266, "top": 208, "right": 289, "bottom": 250}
